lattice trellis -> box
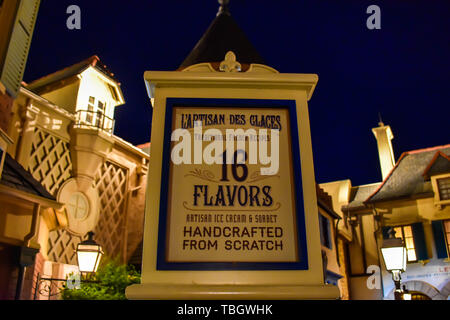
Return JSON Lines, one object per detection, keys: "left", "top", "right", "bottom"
{"left": 28, "top": 128, "right": 72, "bottom": 195}
{"left": 47, "top": 229, "right": 82, "bottom": 265}
{"left": 93, "top": 161, "right": 128, "bottom": 260}
{"left": 26, "top": 128, "right": 79, "bottom": 264}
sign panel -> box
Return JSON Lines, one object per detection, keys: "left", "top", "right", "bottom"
{"left": 157, "top": 98, "right": 308, "bottom": 270}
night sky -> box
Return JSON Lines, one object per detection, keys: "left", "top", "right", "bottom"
{"left": 24, "top": 0, "right": 450, "bottom": 187}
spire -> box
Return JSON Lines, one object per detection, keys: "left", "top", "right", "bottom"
{"left": 217, "top": 0, "right": 230, "bottom": 16}
{"left": 179, "top": 0, "right": 265, "bottom": 69}
{"left": 372, "top": 122, "right": 395, "bottom": 180}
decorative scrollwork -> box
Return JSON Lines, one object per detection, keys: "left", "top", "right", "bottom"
{"left": 34, "top": 275, "right": 67, "bottom": 300}
{"left": 184, "top": 168, "right": 219, "bottom": 183}
{"left": 246, "top": 170, "right": 280, "bottom": 183}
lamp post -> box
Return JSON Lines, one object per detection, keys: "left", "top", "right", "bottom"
{"left": 381, "top": 228, "right": 407, "bottom": 300}
{"left": 34, "top": 231, "right": 103, "bottom": 299}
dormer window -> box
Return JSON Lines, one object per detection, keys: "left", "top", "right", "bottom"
{"left": 431, "top": 174, "right": 450, "bottom": 209}
{"left": 437, "top": 177, "right": 450, "bottom": 201}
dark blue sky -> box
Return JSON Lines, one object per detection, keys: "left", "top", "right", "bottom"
{"left": 25, "top": 0, "right": 450, "bottom": 186}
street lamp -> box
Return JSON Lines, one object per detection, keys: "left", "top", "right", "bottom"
{"left": 34, "top": 231, "right": 103, "bottom": 299}
{"left": 76, "top": 231, "right": 104, "bottom": 273}
{"left": 381, "top": 228, "right": 407, "bottom": 300}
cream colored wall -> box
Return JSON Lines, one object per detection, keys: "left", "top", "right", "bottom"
{"left": 41, "top": 81, "right": 80, "bottom": 113}
{"left": 0, "top": 194, "right": 34, "bottom": 241}
{"left": 36, "top": 215, "right": 50, "bottom": 260}
{"left": 376, "top": 198, "right": 450, "bottom": 228}
{"left": 349, "top": 276, "right": 382, "bottom": 300}
{"left": 7, "top": 90, "right": 73, "bottom": 169}
{"left": 361, "top": 214, "right": 380, "bottom": 267}
{"left": 320, "top": 180, "right": 353, "bottom": 241}
{"left": 106, "top": 143, "right": 149, "bottom": 261}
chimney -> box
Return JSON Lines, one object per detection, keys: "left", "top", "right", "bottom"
{"left": 372, "top": 121, "right": 395, "bottom": 180}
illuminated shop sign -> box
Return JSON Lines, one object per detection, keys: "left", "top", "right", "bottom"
{"left": 157, "top": 98, "right": 308, "bottom": 270}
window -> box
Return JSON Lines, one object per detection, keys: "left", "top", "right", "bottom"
{"left": 67, "top": 192, "right": 89, "bottom": 220}
{"left": 319, "top": 214, "right": 332, "bottom": 249}
{"left": 437, "top": 177, "right": 450, "bottom": 201}
{"left": 96, "top": 100, "right": 106, "bottom": 127}
{"left": 86, "top": 96, "right": 95, "bottom": 123}
{"left": 393, "top": 225, "right": 417, "bottom": 262}
{"left": 444, "top": 219, "right": 450, "bottom": 256}
{"left": 108, "top": 83, "right": 119, "bottom": 101}
{"left": 85, "top": 96, "right": 107, "bottom": 127}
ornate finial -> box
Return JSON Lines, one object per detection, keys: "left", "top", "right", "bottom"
{"left": 219, "top": 51, "right": 241, "bottom": 72}
{"left": 217, "top": 0, "right": 230, "bottom": 16}
{"left": 378, "top": 112, "right": 385, "bottom": 127}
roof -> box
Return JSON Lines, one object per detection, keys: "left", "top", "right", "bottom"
{"left": 366, "top": 144, "right": 450, "bottom": 203}
{"left": 343, "top": 183, "right": 381, "bottom": 212}
{"left": 179, "top": 3, "right": 265, "bottom": 69}
{"left": 316, "top": 185, "right": 340, "bottom": 219}
{"left": 136, "top": 142, "right": 151, "bottom": 155}
{"left": 0, "top": 153, "right": 55, "bottom": 201}
{"left": 26, "top": 55, "right": 118, "bottom": 93}
{"left": 423, "top": 151, "right": 450, "bottom": 180}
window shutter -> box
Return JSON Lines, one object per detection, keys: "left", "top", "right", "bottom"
{"left": 411, "top": 222, "right": 429, "bottom": 261}
{"left": 0, "top": 0, "right": 40, "bottom": 97}
{"left": 382, "top": 226, "right": 391, "bottom": 239}
{"left": 318, "top": 214, "right": 325, "bottom": 246}
{"left": 431, "top": 220, "right": 448, "bottom": 259}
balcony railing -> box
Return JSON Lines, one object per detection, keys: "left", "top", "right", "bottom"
{"left": 74, "top": 110, "right": 115, "bottom": 134}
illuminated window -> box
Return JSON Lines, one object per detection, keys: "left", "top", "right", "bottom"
{"left": 96, "top": 101, "right": 105, "bottom": 127}
{"left": 85, "top": 96, "right": 107, "bottom": 128}
{"left": 444, "top": 219, "right": 450, "bottom": 256}
{"left": 86, "top": 96, "right": 95, "bottom": 123}
{"left": 437, "top": 177, "right": 450, "bottom": 201}
{"left": 393, "top": 225, "right": 417, "bottom": 262}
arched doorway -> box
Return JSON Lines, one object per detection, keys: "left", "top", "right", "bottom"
{"left": 386, "top": 280, "right": 447, "bottom": 300}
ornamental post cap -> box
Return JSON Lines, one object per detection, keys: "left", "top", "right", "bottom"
{"left": 217, "top": 0, "right": 231, "bottom": 16}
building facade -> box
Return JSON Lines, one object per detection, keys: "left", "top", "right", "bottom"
{"left": 321, "top": 122, "right": 450, "bottom": 300}
{"left": 0, "top": 55, "right": 149, "bottom": 299}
